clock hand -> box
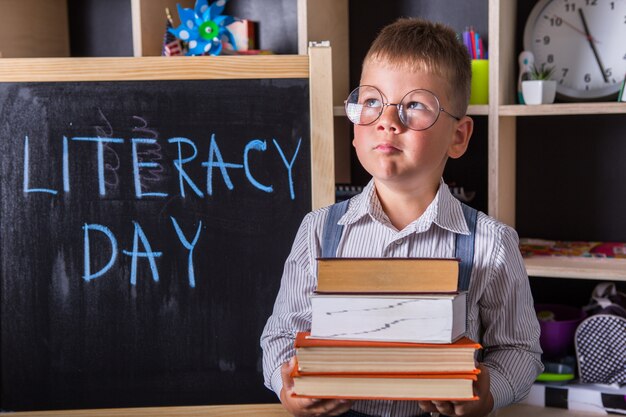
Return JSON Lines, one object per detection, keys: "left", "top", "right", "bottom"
{"left": 578, "top": 8, "right": 609, "bottom": 83}
{"left": 552, "top": 14, "right": 601, "bottom": 43}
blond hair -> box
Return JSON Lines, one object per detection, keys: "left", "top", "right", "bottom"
{"left": 364, "top": 18, "right": 472, "bottom": 116}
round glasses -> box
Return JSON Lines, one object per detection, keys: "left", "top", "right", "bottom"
{"left": 344, "top": 85, "right": 461, "bottom": 131}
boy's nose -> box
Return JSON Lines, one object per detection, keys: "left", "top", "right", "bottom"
{"left": 377, "top": 104, "right": 402, "bottom": 132}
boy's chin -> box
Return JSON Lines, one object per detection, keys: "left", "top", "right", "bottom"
{"left": 365, "top": 163, "right": 415, "bottom": 182}
{"left": 371, "top": 172, "right": 442, "bottom": 189}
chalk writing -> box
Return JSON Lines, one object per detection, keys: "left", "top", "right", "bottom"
{"left": 132, "top": 116, "right": 165, "bottom": 186}
{"left": 132, "top": 138, "right": 168, "bottom": 198}
{"left": 23, "top": 135, "right": 56, "bottom": 194}
{"left": 72, "top": 137, "right": 125, "bottom": 196}
{"left": 24, "top": 121, "right": 302, "bottom": 288}
{"left": 95, "top": 109, "right": 121, "bottom": 191}
{"left": 273, "top": 138, "right": 301, "bottom": 200}
{"left": 23, "top": 134, "right": 301, "bottom": 200}
{"left": 83, "top": 217, "right": 201, "bottom": 287}
{"left": 170, "top": 216, "right": 202, "bottom": 288}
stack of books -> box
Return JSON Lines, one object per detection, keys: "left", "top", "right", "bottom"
{"left": 291, "top": 258, "right": 481, "bottom": 401}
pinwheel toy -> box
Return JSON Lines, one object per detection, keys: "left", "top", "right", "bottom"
{"left": 169, "top": 0, "right": 238, "bottom": 56}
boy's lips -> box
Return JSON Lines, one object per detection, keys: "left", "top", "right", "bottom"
{"left": 374, "top": 143, "right": 401, "bottom": 152}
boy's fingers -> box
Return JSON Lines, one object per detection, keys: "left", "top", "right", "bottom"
{"left": 433, "top": 401, "right": 455, "bottom": 416}
{"left": 417, "top": 400, "right": 437, "bottom": 413}
{"left": 280, "top": 359, "right": 352, "bottom": 415}
{"left": 308, "top": 398, "right": 352, "bottom": 416}
{"left": 476, "top": 363, "right": 491, "bottom": 394}
{"left": 280, "top": 357, "right": 296, "bottom": 391}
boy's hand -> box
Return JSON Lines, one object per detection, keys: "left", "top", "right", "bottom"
{"left": 417, "top": 363, "right": 494, "bottom": 417}
{"left": 279, "top": 357, "right": 353, "bottom": 417}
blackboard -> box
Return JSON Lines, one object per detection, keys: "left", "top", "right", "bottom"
{"left": 0, "top": 54, "right": 334, "bottom": 412}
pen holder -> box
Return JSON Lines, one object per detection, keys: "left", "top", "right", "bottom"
{"left": 470, "top": 59, "right": 489, "bottom": 105}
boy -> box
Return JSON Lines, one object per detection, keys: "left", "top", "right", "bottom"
{"left": 261, "top": 18, "right": 543, "bottom": 417}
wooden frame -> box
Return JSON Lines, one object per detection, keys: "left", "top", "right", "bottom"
{"left": 0, "top": 50, "right": 333, "bottom": 416}
{"left": 0, "top": 50, "right": 334, "bottom": 210}
{"left": 307, "top": 44, "right": 336, "bottom": 209}
{"left": 298, "top": 0, "right": 352, "bottom": 184}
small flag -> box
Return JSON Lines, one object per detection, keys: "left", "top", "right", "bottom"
{"left": 164, "top": 39, "right": 183, "bottom": 56}
{"left": 162, "top": 10, "right": 183, "bottom": 56}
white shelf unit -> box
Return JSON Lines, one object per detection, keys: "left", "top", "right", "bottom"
{"left": 489, "top": 0, "right": 626, "bottom": 281}
{"left": 524, "top": 257, "right": 626, "bottom": 281}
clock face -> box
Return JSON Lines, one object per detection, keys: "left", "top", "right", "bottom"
{"left": 523, "top": 0, "right": 626, "bottom": 100}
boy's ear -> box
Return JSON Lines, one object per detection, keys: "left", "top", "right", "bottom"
{"left": 447, "top": 115, "right": 473, "bottom": 159}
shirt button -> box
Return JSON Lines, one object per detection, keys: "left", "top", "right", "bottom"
{"left": 395, "top": 239, "right": 403, "bottom": 245}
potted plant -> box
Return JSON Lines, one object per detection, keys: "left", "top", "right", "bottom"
{"left": 521, "top": 64, "right": 557, "bottom": 104}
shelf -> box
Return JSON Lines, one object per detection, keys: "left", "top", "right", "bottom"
{"left": 499, "top": 102, "right": 626, "bottom": 116}
{"left": 468, "top": 104, "right": 489, "bottom": 115}
{"left": 333, "top": 104, "right": 489, "bottom": 117}
{"left": 524, "top": 256, "right": 626, "bottom": 281}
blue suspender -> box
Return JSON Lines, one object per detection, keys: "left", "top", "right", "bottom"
{"left": 321, "top": 199, "right": 350, "bottom": 258}
{"left": 321, "top": 200, "right": 478, "bottom": 289}
{"left": 456, "top": 203, "right": 478, "bottom": 291}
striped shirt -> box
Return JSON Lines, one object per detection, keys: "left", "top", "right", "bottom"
{"left": 261, "top": 178, "right": 543, "bottom": 417}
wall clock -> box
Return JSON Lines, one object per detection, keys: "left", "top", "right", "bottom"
{"left": 523, "top": 0, "right": 626, "bottom": 101}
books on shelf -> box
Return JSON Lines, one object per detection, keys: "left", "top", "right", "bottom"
{"left": 520, "top": 238, "right": 626, "bottom": 259}
{"left": 295, "top": 331, "right": 480, "bottom": 374}
{"left": 316, "top": 257, "right": 460, "bottom": 293}
{"left": 310, "top": 292, "right": 467, "bottom": 343}
{"left": 291, "top": 366, "right": 478, "bottom": 401}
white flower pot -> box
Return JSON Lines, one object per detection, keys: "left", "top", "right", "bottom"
{"left": 522, "top": 80, "right": 557, "bottom": 105}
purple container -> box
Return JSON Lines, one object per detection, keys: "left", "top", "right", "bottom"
{"left": 535, "top": 304, "right": 586, "bottom": 360}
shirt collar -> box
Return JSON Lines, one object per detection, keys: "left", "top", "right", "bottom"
{"left": 434, "top": 179, "right": 471, "bottom": 235}
{"left": 337, "top": 179, "right": 376, "bottom": 225}
{"left": 338, "top": 178, "right": 471, "bottom": 235}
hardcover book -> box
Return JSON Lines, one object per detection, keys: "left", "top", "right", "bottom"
{"left": 295, "top": 331, "right": 480, "bottom": 374}
{"left": 316, "top": 257, "right": 460, "bottom": 293}
{"left": 309, "top": 292, "right": 467, "bottom": 343}
{"left": 291, "top": 366, "right": 478, "bottom": 401}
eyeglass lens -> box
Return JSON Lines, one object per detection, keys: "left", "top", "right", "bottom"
{"left": 345, "top": 86, "right": 442, "bottom": 131}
